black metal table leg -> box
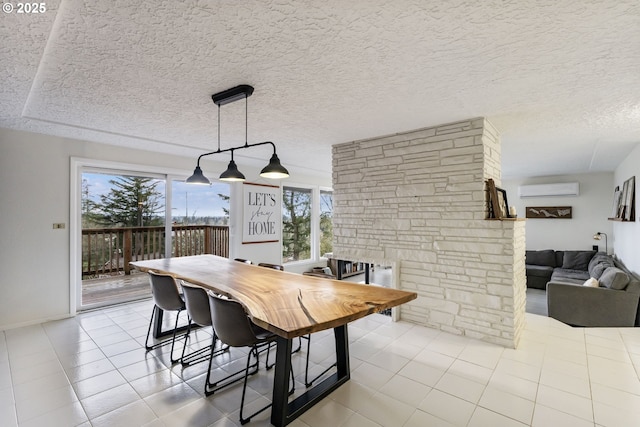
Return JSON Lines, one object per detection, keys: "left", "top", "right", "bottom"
{"left": 270, "top": 325, "right": 350, "bottom": 427}
{"left": 271, "top": 336, "right": 294, "bottom": 426}
{"left": 152, "top": 307, "right": 194, "bottom": 339}
{"left": 153, "top": 306, "right": 165, "bottom": 338}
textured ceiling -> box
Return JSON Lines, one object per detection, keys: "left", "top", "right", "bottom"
{"left": 1, "top": 0, "right": 639, "bottom": 179}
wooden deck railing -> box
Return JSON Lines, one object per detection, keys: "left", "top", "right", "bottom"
{"left": 82, "top": 225, "right": 229, "bottom": 279}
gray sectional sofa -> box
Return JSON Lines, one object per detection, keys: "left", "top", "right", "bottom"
{"left": 525, "top": 249, "right": 640, "bottom": 327}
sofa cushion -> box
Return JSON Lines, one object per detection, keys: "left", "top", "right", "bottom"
{"left": 555, "top": 251, "right": 564, "bottom": 267}
{"left": 599, "top": 267, "right": 630, "bottom": 290}
{"left": 588, "top": 254, "right": 615, "bottom": 279}
{"left": 526, "top": 265, "right": 554, "bottom": 278}
{"left": 551, "top": 268, "right": 591, "bottom": 284}
{"left": 526, "top": 250, "right": 556, "bottom": 267}
{"left": 562, "top": 251, "right": 596, "bottom": 271}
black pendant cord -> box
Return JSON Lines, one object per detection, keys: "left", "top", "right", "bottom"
{"left": 244, "top": 95, "right": 249, "bottom": 148}
{"left": 217, "top": 104, "right": 221, "bottom": 152}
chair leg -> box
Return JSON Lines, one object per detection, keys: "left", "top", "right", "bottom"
{"left": 168, "top": 308, "right": 184, "bottom": 364}
{"left": 304, "top": 333, "right": 311, "bottom": 386}
{"left": 239, "top": 347, "right": 272, "bottom": 425}
{"left": 179, "top": 318, "right": 193, "bottom": 363}
{"left": 265, "top": 334, "right": 303, "bottom": 369}
{"left": 292, "top": 336, "right": 302, "bottom": 353}
{"left": 182, "top": 325, "right": 230, "bottom": 367}
{"left": 203, "top": 333, "right": 217, "bottom": 395}
{"left": 265, "top": 339, "right": 274, "bottom": 370}
{"left": 145, "top": 305, "right": 185, "bottom": 364}
{"left": 304, "top": 334, "right": 336, "bottom": 387}
{"left": 144, "top": 305, "right": 158, "bottom": 350}
{"left": 205, "top": 342, "right": 259, "bottom": 396}
{"left": 239, "top": 343, "right": 296, "bottom": 424}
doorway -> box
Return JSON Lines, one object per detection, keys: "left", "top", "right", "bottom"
{"left": 80, "top": 171, "right": 166, "bottom": 308}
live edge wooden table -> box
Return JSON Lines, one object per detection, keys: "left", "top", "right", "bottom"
{"left": 131, "top": 255, "right": 416, "bottom": 427}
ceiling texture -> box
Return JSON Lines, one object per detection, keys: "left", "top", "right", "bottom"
{"left": 2, "top": 0, "right": 639, "bottom": 179}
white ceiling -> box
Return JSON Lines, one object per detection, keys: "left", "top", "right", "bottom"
{"left": 2, "top": 0, "right": 639, "bottom": 179}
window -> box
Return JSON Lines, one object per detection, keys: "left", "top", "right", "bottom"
{"left": 282, "top": 186, "right": 312, "bottom": 263}
{"left": 171, "top": 180, "right": 229, "bottom": 226}
{"left": 319, "top": 189, "right": 333, "bottom": 257}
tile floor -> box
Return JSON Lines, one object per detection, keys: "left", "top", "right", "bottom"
{"left": 1, "top": 300, "right": 640, "bottom": 427}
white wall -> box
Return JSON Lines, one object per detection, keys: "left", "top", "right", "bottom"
{"left": 0, "top": 127, "right": 329, "bottom": 330}
{"left": 613, "top": 143, "right": 640, "bottom": 274}
{"left": 502, "top": 173, "right": 614, "bottom": 253}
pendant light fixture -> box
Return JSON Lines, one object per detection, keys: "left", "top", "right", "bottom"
{"left": 186, "top": 85, "right": 289, "bottom": 184}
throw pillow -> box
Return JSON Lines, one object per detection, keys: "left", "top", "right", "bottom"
{"left": 583, "top": 278, "right": 599, "bottom": 287}
{"left": 525, "top": 250, "right": 556, "bottom": 267}
{"left": 588, "top": 255, "right": 614, "bottom": 279}
{"left": 562, "top": 251, "right": 596, "bottom": 271}
{"left": 599, "top": 267, "right": 630, "bottom": 290}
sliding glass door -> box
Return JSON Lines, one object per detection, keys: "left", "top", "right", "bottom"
{"left": 80, "top": 170, "right": 166, "bottom": 308}
{"left": 78, "top": 168, "right": 230, "bottom": 310}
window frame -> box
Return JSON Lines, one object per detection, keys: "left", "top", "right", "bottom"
{"left": 281, "top": 183, "right": 333, "bottom": 266}
{"left": 318, "top": 186, "right": 334, "bottom": 259}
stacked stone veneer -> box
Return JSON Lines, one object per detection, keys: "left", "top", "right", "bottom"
{"left": 332, "top": 118, "right": 526, "bottom": 348}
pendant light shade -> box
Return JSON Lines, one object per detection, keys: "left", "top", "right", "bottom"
{"left": 185, "top": 166, "right": 211, "bottom": 185}
{"left": 219, "top": 159, "right": 246, "bottom": 182}
{"left": 260, "top": 153, "right": 290, "bottom": 179}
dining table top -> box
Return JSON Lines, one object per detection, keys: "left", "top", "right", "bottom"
{"left": 130, "top": 255, "right": 417, "bottom": 339}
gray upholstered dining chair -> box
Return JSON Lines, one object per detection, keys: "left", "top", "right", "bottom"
{"left": 144, "top": 270, "right": 186, "bottom": 364}
{"left": 181, "top": 282, "right": 264, "bottom": 398}
{"left": 179, "top": 282, "right": 228, "bottom": 368}
{"left": 208, "top": 292, "right": 285, "bottom": 425}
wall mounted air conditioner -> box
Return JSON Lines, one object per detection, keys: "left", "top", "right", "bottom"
{"left": 518, "top": 182, "right": 579, "bottom": 198}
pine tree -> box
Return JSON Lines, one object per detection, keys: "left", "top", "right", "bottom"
{"left": 89, "top": 176, "right": 164, "bottom": 227}
{"left": 282, "top": 188, "right": 311, "bottom": 261}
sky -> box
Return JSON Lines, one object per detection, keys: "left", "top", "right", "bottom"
{"left": 82, "top": 172, "right": 230, "bottom": 218}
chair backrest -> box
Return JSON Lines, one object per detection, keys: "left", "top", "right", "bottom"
{"left": 258, "top": 263, "right": 284, "bottom": 271}
{"left": 234, "top": 258, "right": 252, "bottom": 264}
{"left": 208, "top": 293, "right": 258, "bottom": 347}
{"left": 181, "top": 282, "right": 212, "bottom": 327}
{"left": 148, "top": 271, "right": 184, "bottom": 311}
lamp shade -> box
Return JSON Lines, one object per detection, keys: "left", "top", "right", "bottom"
{"left": 219, "top": 160, "right": 246, "bottom": 182}
{"left": 593, "top": 232, "right": 608, "bottom": 254}
{"left": 260, "top": 153, "right": 289, "bottom": 179}
{"left": 185, "top": 166, "right": 211, "bottom": 185}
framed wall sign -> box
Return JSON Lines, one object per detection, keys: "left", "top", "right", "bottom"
{"left": 242, "top": 182, "right": 281, "bottom": 244}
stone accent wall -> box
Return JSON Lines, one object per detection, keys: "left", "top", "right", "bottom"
{"left": 332, "top": 118, "right": 526, "bottom": 348}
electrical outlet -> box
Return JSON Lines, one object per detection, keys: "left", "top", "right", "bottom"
{"left": 53, "top": 223, "right": 66, "bottom": 229}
